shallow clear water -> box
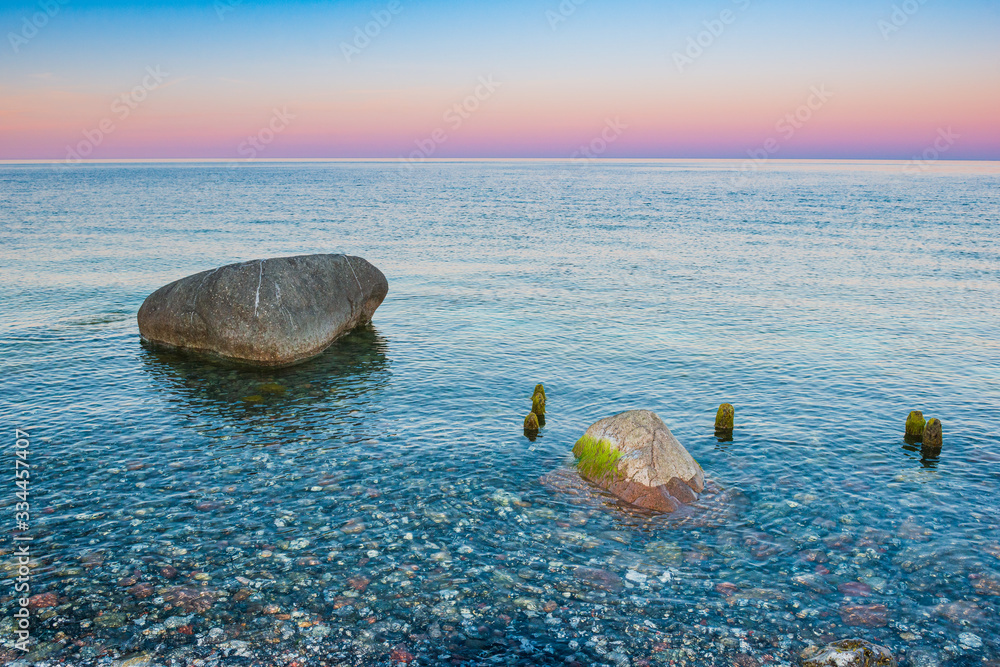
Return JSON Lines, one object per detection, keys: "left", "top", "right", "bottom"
{"left": 1, "top": 160, "right": 999, "bottom": 666}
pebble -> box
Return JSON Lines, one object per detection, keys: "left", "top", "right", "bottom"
{"left": 27, "top": 593, "right": 58, "bottom": 609}
{"left": 341, "top": 520, "right": 366, "bottom": 534}
{"left": 573, "top": 567, "right": 624, "bottom": 592}
{"left": 10, "top": 423, "right": 999, "bottom": 667}
{"left": 95, "top": 612, "right": 128, "bottom": 628}
{"left": 514, "top": 597, "right": 539, "bottom": 611}
{"left": 936, "top": 600, "right": 984, "bottom": 623}
{"left": 347, "top": 576, "right": 370, "bottom": 592}
{"left": 625, "top": 570, "right": 648, "bottom": 584}
{"left": 390, "top": 643, "right": 415, "bottom": 663}
{"left": 715, "top": 582, "right": 739, "bottom": 596}
{"left": 970, "top": 573, "right": 1000, "bottom": 596}
{"left": 837, "top": 581, "right": 872, "bottom": 597}
{"left": 129, "top": 582, "right": 154, "bottom": 598}
{"left": 117, "top": 572, "right": 140, "bottom": 587}
{"left": 793, "top": 574, "right": 830, "bottom": 594}
{"left": 645, "top": 541, "right": 682, "bottom": 565}
{"left": 839, "top": 604, "right": 889, "bottom": 627}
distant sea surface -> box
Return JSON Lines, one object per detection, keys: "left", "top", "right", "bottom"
{"left": 1, "top": 160, "right": 999, "bottom": 666}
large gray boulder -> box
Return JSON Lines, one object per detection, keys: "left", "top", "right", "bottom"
{"left": 572, "top": 410, "right": 704, "bottom": 513}
{"left": 138, "top": 254, "right": 388, "bottom": 367}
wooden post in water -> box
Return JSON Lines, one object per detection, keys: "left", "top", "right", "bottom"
{"left": 905, "top": 410, "right": 926, "bottom": 441}
{"left": 922, "top": 418, "right": 942, "bottom": 456}
{"left": 524, "top": 412, "right": 540, "bottom": 440}
{"left": 715, "top": 403, "right": 735, "bottom": 437}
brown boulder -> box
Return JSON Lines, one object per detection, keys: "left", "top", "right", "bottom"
{"left": 572, "top": 410, "right": 704, "bottom": 513}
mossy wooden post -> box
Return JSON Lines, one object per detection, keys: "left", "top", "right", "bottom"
{"left": 533, "top": 384, "right": 546, "bottom": 401}
{"left": 905, "top": 410, "right": 926, "bottom": 441}
{"left": 531, "top": 392, "right": 546, "bottom": 426}
{"left": 715, "top": 403, "right": 734, "bottom": 435}
{"left": 922, "top": 418, "right": 942, "bottom": 454}
{"left": 524, "top": 412, "right": 540, "bottom": 440}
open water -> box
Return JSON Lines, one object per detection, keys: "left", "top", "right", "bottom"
{"left": 1, "top": 160, "right": 999, "bottom": 666}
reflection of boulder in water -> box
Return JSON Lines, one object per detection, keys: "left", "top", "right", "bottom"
{"left": 539, "top": 467, "right": 743, "bottom": 529}
{"left": 140, "top": 325, "right": 390, "bottom": 437}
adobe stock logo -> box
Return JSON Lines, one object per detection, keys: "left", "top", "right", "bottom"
{"left": 877, "top": 0, "right": 930, "bottom": 40}
{"left": 236, "top": 108, "right": 296, "bottom": 161}
{"left": 571, "top": 118, "right": 628, "bottom": 163}
{"left": 732, "top": 84, "right": 834, "bottom": 186}
{"left": 62, "top": 66, "right": 170, "bottom": 164}
{"left": 672, "top": 0, "right": 752, "bottom": 73}
{"left": 545, "top": 0, "right": 587, "bottom": 32}
{"left": 7, "top": 0, "right": 70, "bottom": 54}
{"left": 903, "top": 128, "right": 959, "bottom": 174}
{"left": 402, "top": 76, "right": 502, "bottom": 166}
{"left": 340, "top": 1, "right": 403, "bottom": 63}
{"left": 214, "top": 0, "right": 242, "bottom": 21}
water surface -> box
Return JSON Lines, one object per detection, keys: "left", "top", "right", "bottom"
{"left": 1, "top": 160, "right": 999, "bottom": 666}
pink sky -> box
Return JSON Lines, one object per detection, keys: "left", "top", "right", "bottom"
{"left": 2, "top": 1, "right": 998, "bottom": 161}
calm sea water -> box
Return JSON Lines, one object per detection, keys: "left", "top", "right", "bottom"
{"left": 1, "top": 160, "right": 999, "bottom": 667}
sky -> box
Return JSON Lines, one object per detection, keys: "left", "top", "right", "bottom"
{"left": 1, "top": 0, "right": 998, "bottom": 161}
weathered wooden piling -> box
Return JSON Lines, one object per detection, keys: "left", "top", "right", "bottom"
{"left": 922, "top": 418, "right": 942, "bottom": 454}
{"left": 524, "top": 412, "right": 540, "bottom": 439}
{"left": 715, "top": 403, "right": 734, "bottom": 435}
{"left": 904, "top": 410, "right": 926, "bottom": 441}
{"left": 532, "top": 392, "right": 546, "bottom": 418}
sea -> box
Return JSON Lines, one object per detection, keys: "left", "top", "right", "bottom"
{"left": 1, "top": 159, "right": 999, "bottom": 666}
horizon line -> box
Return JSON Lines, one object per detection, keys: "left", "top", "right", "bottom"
{"left": 3, "top": 157, "right": 999, "bottom": 166}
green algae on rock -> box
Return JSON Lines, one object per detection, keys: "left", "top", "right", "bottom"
{"left": 572, "top": 435, "right": 622, "bottom": 481}
{"left": 904, "top": 410, "right": 925, "bottom": 440}
{"left": 800, "top": 638, "right": 896, "bottom": 667}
